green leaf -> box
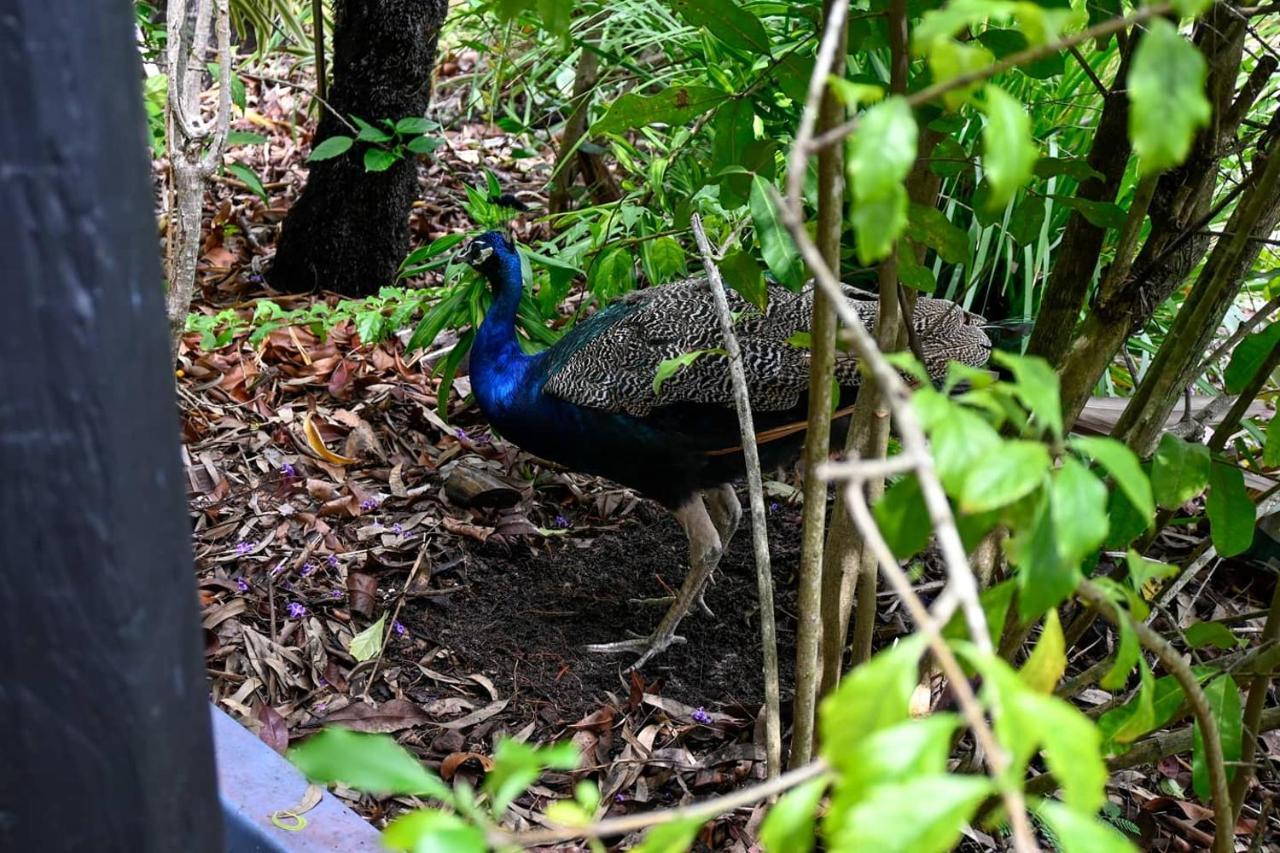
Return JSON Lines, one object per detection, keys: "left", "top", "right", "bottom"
{"left": 1007, "top": 195, "right": 1046, "bottom": 245}
{"left": 589, "top": 246, "right": 636, "bottom": 299}
{"left": 959, "top": 439, "right": 1050, "bottom": 513}
{"left": 591, "top": 86, "right": 727, "bottom": 135}
{"left": 226, "top": 162, "right": 268, "bottom": 203}
{"left": 1206, "top": 462, "right": 1254, "bottom": 557}
{"left": 364, "top": 148, "right": 399, "bottom": 172}
{"left": 916, "top": 392, "right": 1002, "bottom": 495}
{"left": 1069, "top": 436, "right": 1156, "bottom": 523}
{"left": 1052, "top": 456, "right": 1110, "bottom": 562}
{"left": 750, "top": 175, "right": 805, "bottom": 288}
{"left": 897, "top": 244, "right": 937, "bottom": 292}
{"left": 394, "top": 116, "right": 433, "bottom": 135}
{"left": 1020, "top": 609, "right": 1066, "bottom": 693}
{"left": 307, "top": 135, "right": 353, "bottom": 162}
{"left": 928, "top": 39, "right": 995, "bottom": 109}
{"left": 827, "top": 78, "right": 885, "bottom": 109}
{"left": 1192, "top": 674, "right": 1242, "bottom": 799}
{"left": 828, "top": 775, "right": 992, "bottom": 853}
{"left": 720, "top": 249, "right": 768, "bottom": 311}
{"left": 1053, "top": 195, "right": 1129, "bottom": 230}
{"left": 991, "top": 351, "right": 1062, "bottom": 438}
{"left": 407, "top": 286, "right": 468, "bottom": 352}
{"left": 483, "top": 738, "right": 579, "bottom": 818}
{"left": 819, "top": 636, "right": 926, "bottom": 771}
{"left": 670, "top": 0, "right": 771, "bottom": 54}
{"left": 1035, "top": 801, "right": 1137, "bottom": 853}
{"left": 289, "top": 728, "right": 451, "bottom": 799}
{"left": 874, "top": 475, "right": 931, "bottom": 559}
{"left": 980, "top": 85, "right": 1038, "bottom": 208}
{"left": 1034, "top": 157, "right": 1103, "bottom": 183}
{"left": 1184, "top": 621, "right": 1243, "bottom": 650}
{"left": 1128, "top": 18, "right": 1211, "bottom": 176}
{"left": 633, "top": 816, "right": 705, "bottom": 853}
{"left": 848, "top": 97, "right": 917, "bottom": 263}
{"left": 654, "top": 349, "right": 718, "bottom": 395}
{"left": 711, "top": 99, "right": 755, "bottom": 174}
{"left": 382, "top": 810, "right": 486, "bottom": 853}
{"left": 760, "top": 777, "right": 828, "bottom": 853}
{"left": 1173, "top": 0, "right": 1214, "bottom": 16}
{"left": 353, "top": 116, "right": 393, "bottom": 142}
{"left": 407, "top": 135, "right": 444, "bottom": 155}
{"left": 1107, "top": 657, "right": 1156, "bottom": 744}
{"left": 1265, "top": 416, "right": 1280, "bottom": 467}
{"left": 349, "top": 613, "right": 387, "bottom": 662}
{"left": 1125, "top": 549, "right": 1178, "bottom": 597}
{"left": 1151, "top": 433, "right": 1211, "bottom": 510}
{"left": 1009, "top": 491, "right": 1078, "bottom": 620}
{"left": 641, "top": 236, "right": 688, "bottom": 285}
{"left": 1224, "top": 322, "right": 1280, "bottom": 394}
{"left": 906, "top": 204, "right": 969, "bottom": 265}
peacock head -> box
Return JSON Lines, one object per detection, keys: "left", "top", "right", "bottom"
{"left": 459, "top": 230, "right": 517, "bottom": 285}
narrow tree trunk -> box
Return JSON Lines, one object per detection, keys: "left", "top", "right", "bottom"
{"left": 270, "top": 0, "right": 447, "bottom": 296}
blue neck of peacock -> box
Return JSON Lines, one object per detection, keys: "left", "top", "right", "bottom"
{"left": 472, "top": 245, "right": 536, "bottom": 413}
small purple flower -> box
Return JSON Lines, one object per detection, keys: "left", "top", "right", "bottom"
{"left": 392, "top": 523, "right": 403, "bottom": 535}
{"left": 235, "top": 578, "right": 250, "bottom": 592}
{"left": 286, "top": 601, "right": 306, "bottom": 619}
{"left": 691, "top": 707, "right": 712, "bottom": 725}
{"left": 270, "top": 560, "right": 286, "bottom": 577}
{"left": 234, "top": 540, "right": 253, "bottom": 556}
{"left": 327, "top": 554, "right": 339, "bottom": 569}
{"left": 614, "top": 794, "right": 627, "bottom": 803}
{"left": 769, "top": 501, "right": 780, "bottom": 514}
{"left": 554, "top": 515, "right": 569, "bottom": 529}
{"left": 246, "top": 272, "right": 264, "bottom": 285}
{"left": 453, "top": 427, "right": 467, "bottom": 441}
{"left": 313, "top": 703, "right": 326, "bottom": 712}
{"left": 360, "top": 498, "right": 378, "bottom": 511}
{"left": 474, "top": 431, "right": 491, "bottom": 445}
{"left": 301, "top": 561, "right": 316, "bottom": 576}
{"left": 280, "top": 462, "right": 297, "bottom": 478}
{"left": 330, "top": 588, "right": 344, "bottom": 599}
{"left": 393, "top": 620, "right": 407, "bottom": 636}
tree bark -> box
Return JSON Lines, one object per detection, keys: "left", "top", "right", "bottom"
{"left": 270, "top": 0, "right": 447, "bottom": 296}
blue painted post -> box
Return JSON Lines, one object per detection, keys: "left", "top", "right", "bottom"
{"left": 0, "top": 1, "right": 223, "bottom": 849}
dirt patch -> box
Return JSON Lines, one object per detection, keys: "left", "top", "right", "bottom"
{"left": 407, "top": 499, "right": 802, "bottom": 726}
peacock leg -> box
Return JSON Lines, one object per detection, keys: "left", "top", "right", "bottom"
{"left": 584, "top": 495, "right": 724, "bottom": 668}
{"left": 693, "top": 485, "right": 742, "bottom": 616}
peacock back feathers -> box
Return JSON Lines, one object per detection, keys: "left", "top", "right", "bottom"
{"left": 541, "top": 278, "right": 991, "bottom": 417}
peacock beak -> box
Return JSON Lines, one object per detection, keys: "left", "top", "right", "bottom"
{"left": 458, "top": 239, "right": 494, "bottom": 268}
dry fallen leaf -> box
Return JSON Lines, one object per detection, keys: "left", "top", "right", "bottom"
{"left": 302, "top": 412, "right": 357, "bottom": 465}
{"left": 319, "top": 698, "right": 429, "bottom": 733}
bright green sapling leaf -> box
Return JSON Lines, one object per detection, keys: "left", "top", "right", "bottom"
{"left": 364, "top": 148, "right": 399, "bottom": 172}
{"left": 760, "top": 777, "right": 828, "bottom": 853}
{"left": 819, "top": 636, "right": 926, "bottom": 771}
{"left": 1192, "top": 674, "right": 1242, "bottom": 799}
{"left": 1265, "top": 416, "right": 1280, "bottom": 467}
{"left": 1019, "top": 608, "right": 1066, "bottom": 693}
{"left": 1184, "top": 621, "right": 1243, "bottom": 650}
{"left": 348, "top": 613, "right": 387, "bottom": 662}
{"left": 959, "top": 439, "right": 1049, "bottom": 513}
{"left": 1206, "top": 462, "right": 1254, "bottom": 557}
{"left": 483, "top": 738, "right": 579, "bottom": 818}
{"left": 720, "top": 249, "right": 768, "bottom": 311}
{"left": 992, "top": 351, "right": 1062, "bottom": 438}
{"left": 874, "top": 474, "right": 930, "bottom": 559}
{"left": 591, "top": 86, "right": 727, "bottom": 135}
{"left": 848, "top": 97, "right": 918, "bottom": 263}
{"left": 827, "top": 775, "right": 993, "bottom": 853}
{"left": 226, "top": 162, "right": 268, "bottom": 203}
{"left": 1125, "top": 549, "right": 1178, "bottom": 597}
{"left": 670, "top": 0, "right": 771, "bottom": 55}
{"left": 308, "top": 135, "right": 354, "bottom": 161}
{"left": 980, "top": 85, "right": 1038, "bottom": 208}
{"left": 289, "top": 728, "right": 451, "bottom": 799}
{"left": 1128, "top": 18, "right": 1211, "bottom": 176}
{"left": 1069, "top": 437, "right": 1155, "bottom": 522}
{"left": 1035, "top": 801, "right": 1137, "bottom": 853}
{"left": 750, "top": 175, "right": 805, "bottom": 288}
{"left": 1151, "top": 433, "right": 1210, "bottom": 509}
{"left": 382, "top": 809, "right": 486, "bottom": 853}
{"left": 1224, "top": 322, "right": 1280, "bottom": 394}
{"left": 634, "top": 816, "right": 706, "bottom": 853}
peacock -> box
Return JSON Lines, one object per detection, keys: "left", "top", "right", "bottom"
{"left": 459, "top": 229, "right": 992, "bottom": 667}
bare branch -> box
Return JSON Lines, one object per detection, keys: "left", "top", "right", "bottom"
{"left": 690, "top": 214, "right": 783, "bottom": 780}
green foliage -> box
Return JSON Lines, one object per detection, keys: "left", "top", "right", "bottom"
{"left": 308, "top": 115, "right": 444, "bottom": 172}
{"left": 1206, "top": 462, "right": 1254, "bottom": 557}
{"left": 847, "top": 97, "right": 917, "bottom": 263}
{"left": 1192, "top": 675, "right": 1242, "bottom": 799}
{"left": 1127, "top": 18, "right": 1211, "bottom": 176}
{"left": 1151, "top": 433, "right": 1210, "bottom": 510}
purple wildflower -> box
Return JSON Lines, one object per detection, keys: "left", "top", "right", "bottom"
{"left": 246, "top": 272, "right": 264, "bottom": 285}
{"left": 327, "top": 554, "right": 339, "bottom": 568}
{"left": 330, "top": 588, "right": 344, "bottom": 599}
{"left": 281, "top": 462, "right": 297, "bottom": 478}
{"left": 234, "top": 540, "right": 253, "bottom": 556}
{"left": 393, "top": 620, "right": 407, "bottom": 636}
{"left": 301, "top": 562, "right": 315, "bottom": 576}
{"left": 286, "top": 602, "right": 306, "bottom": 619}
{"left": 392, "top": 523, "right": 404, "bottom": 535}
{"left": 691, "top": 707, "right": 712, "bottom": 725}
{"left": 270, "top": 561, "right": 286, "bottom": 576}
{"left": 554, "top": 515, "right": 569, "bottom": 529}
{"left": 769, "top": 501, "right": 780, "bottom": 514}
{"left": 360, "top": 497, "right": 378, "bottom": 511}
{"left": 235, "top": 578, "right": 250, "bottom": 592}
{"left": 454, "top": 427, "right": 467, "bottom": 441}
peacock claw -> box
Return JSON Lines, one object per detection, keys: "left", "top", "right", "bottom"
{"left": 583, "top": 633, "right": 687, "bottom": 669}
{"left": 629, "top": 594, "right": 715, "bottom": 618}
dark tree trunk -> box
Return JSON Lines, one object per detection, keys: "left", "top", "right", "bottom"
{"left": 1, "top": 0, "right": 221, "bottom": 847}
{"left": 270, "top": 0, "right": 448, "bottom": 295}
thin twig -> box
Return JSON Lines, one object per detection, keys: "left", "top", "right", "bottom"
{"left": 498, "top": 760, "right": 830, "bottom": 847}
{"left": 690, "top": 214, "right": 783, "bottom": 780}
{"left": 1077, "top": 580, "right": 1234, "bottom": 853}
{"left": 360, "top": 542, "right": 430, "bottom": 702}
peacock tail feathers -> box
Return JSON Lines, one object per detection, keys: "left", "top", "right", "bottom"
{"left": 541, "top": 277, "right": 991, "bottom": 417}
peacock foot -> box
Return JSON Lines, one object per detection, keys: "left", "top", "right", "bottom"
{"left": 628, "top": 591, "right": 715, "bottom": 618}
{"left": 583, "top": 631, "right": 687, "bottom": 669}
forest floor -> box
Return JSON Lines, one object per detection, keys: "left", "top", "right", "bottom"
{"left": 174, "top": 57, "right": 1280, "bottom": 852}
